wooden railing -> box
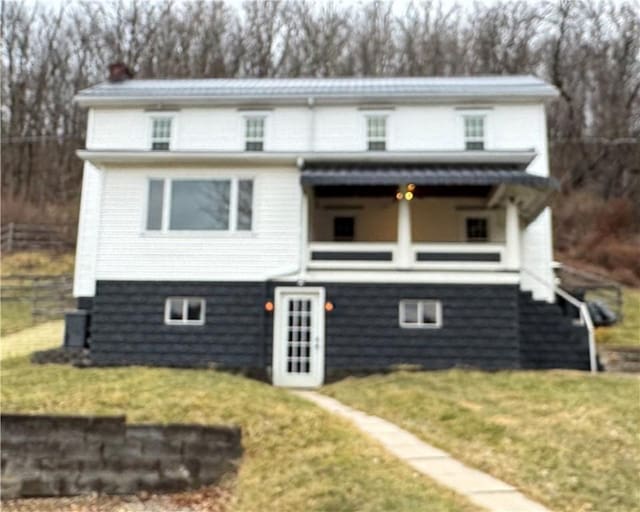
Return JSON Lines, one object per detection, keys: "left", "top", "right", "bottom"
{"left": 307, "top": 242, "right": 508, "bottom": 270}
{"left": 1, "top": 223, "right": 76, "bottom": 252}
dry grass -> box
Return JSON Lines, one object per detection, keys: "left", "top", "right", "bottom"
{"left": 0, "top": 320, "right": 63, "bottom": 360}
{"left": 1, "top": 251, "right": 75, "bottom": 335}
{"left": 323, "top": 370, "right": 640, "bottom": 512}
{"left": 1, "top": 342, "right": 478, "bottom": 512}
{"left": 1, "top": 250, "right": 75, "bottom": 276}
{"left": 597, "top": 288, "right": 640, "bottom": 346}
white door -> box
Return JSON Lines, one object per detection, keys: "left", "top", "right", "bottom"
{"left": 272, "top": 287, "right": 325, "bottom": 388}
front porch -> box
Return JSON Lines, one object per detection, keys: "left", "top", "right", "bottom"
{"left": 304, "top": 184, "right": 522, "bottom": 272}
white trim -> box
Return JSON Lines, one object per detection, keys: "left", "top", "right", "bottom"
{"left": 164, "top": 297, "right": 206, "bottom": 326}
{"left": 243, "top": 113, "right": 267, "bottom": 151}
{"left": 399, "top": 299, "right": 442, "bottom": 329}
{"left": 228, "top": 178, "right": 239, "bottom": 232}
{"left": 462, "top": 113, "right": 486, "bottom": 150}
{"left": 272, "top": 287, "right": 326, "bottom": 388}
{"left": 278, "top": 270, "right": 520, "bottom": 285}
{"left": 77, "top": 149, "right": 537, "bottom": 166}
{"left": 144, "top": 177, "right": 254, "bottom": 234}
{"left": 365, "top": 114, "right": 388, "bottom": 151}
{"left": 505, "top": 199, "right": 521, "bottom": 270}
{"left": 149, "top": 114, "right": 176, "bottom": 151}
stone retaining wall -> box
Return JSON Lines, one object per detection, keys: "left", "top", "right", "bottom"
{"left": 599, "top": 346, "right": 640, "bottom": 373}
{"left": 1, "top": 414, "right": 242, "bottom": 499}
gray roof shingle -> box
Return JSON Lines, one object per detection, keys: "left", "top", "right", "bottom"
{"left": 76, "top": 75, "right": 558, "bottom": 105}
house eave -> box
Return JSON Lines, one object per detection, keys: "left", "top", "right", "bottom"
{"left": 76, "top": 149, "right": 538, "bottom": 167}
{"left": 74, "top": 93, "right": 558, "bottom": 109}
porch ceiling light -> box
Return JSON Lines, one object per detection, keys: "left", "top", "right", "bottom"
{"left": 404, "top": 191, "right": 414, "bottom": 201}
{"left": 395, "top": 191, "right": 404, "bottom": 200}
{"left": 407, "top": 183, "right": 416, "bottom": 191}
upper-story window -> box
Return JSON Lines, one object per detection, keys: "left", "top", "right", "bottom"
{"left": 146, "top": 178, "right": 253, "bottom": 232}
{"left": 151, "top": 117, "right": 172, "bottom": 151}
{"left": 464, "top": 115, "right": 485, "bottom": 150}
{"left": 366, "top": 116, "right": 387, "bottom": 151}
{"left": 245, "top": 116, "right": 265, "bottom": 151}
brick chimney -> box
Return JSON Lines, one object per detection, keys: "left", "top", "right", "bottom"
{"left": 108, "top": 62, "right": 134, "bottom": 82}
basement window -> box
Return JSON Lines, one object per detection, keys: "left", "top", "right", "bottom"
{"left": 165, "top": 297, "right": 205, "bottom": 325}
{"left": 399, "top": 300, "right": 442, "bottom": 329}
{"left": 151, "top": 117, "right": 172, "bottom": 151}
{"left": 464, "top": 115, "right": 485, "bottom": 150}
{"left": 367, "top": 115, "right": 387, "bottom": 151}
{"left": 245, "top": 116, "right": 265, "bottom": 151}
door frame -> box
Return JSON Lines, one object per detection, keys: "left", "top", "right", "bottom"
{"left": 272, "top": 286, "right": 326, "bottom": 388}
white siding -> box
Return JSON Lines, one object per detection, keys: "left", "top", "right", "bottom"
{"left": 79, "top": 100, "right": 555, "bottom": 298}
{"left": 73, "top": 163, "right": 103, "bottom": 296}
{"left": 87, "top": 103, "right": 548, "bottom": 157}
{"left": 93, "top": 166, "right": 301, "bottom": 282}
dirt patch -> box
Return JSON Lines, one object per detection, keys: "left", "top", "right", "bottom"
{"left": 2, "top": 484, "right": 234, "bottom": 512}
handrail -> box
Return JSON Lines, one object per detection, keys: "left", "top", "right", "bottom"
{"left": 521, "top": 269, "right": 597, "bottom": 373}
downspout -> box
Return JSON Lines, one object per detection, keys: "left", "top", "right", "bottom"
{"left": 266, "top": 98, "right": 314, "bottom": 284}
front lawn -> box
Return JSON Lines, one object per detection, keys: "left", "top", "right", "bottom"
{"left": 1, "top": 352, "right": 478, "bottom": 511}
{"left": 0, "top": 320, "right": 63, "bottom": 360}
{"left": 323, "top": 370, "right": 640, "bottom": 512}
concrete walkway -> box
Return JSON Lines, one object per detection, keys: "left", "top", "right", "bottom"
{"left": 294, "top": 390, "right": 552, "bottom": 512}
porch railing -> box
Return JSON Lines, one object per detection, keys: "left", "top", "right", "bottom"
{"left": 308, "top": 242, "right": 397, "bottom": 269}
{"left": 412, "top": 243, "right": 506, "bottom": 269}
{"left": 307, "top": 242, "right": 507, "bottom": 269}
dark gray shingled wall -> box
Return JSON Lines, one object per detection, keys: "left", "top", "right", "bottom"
{"left": 89, "top": 281, "right": 524, "bottom": 370}
{"left": 518, "top": 291, "right": 591, "bottom": 370}
{"left": 266, "top": 282, "right": 521, "bottom": 370}
{"left": 90, "top": 281, "right": 267, "bottom": 367}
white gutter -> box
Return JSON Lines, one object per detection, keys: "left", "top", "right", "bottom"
{"left": 76, "top": 149, "right": 537, "bottom": 166}
{"left": 74, "top": 92, "right": 559, "bottom": 109}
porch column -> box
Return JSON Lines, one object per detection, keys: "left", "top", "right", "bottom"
{"left": 505, "top": 198, "right": 520, "bottom": 270}
{"left": 397, "top": 187, "right": 412, "bottom": 269}
{"left": 300, "top": 188, "right": 309, "bottom": 272}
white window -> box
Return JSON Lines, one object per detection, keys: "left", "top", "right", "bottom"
{"left": 245, "top": 116, "right": 265, "bottom": 151}
{"left": 151, "top": 117, "right": 172, "bottom": 150}
{"left": 165, "top": 297, "right": 205, "bottom": 325}
{"left": 399, "top": 300, "right": 442, "bottom": 329}
{"left": 366, "top": 116, "right": 387, "bottom": 151}
{"left": 464, "top": 115, "right": 485, "bottom": 150}
{"left": 145, "top": 178, "right": 253, "bottom": 232}
{"left": 465, "top": 217, "right": 489, "bottom": 242}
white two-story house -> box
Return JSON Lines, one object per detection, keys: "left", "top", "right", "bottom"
{"left": 69, "top": 70, "right": 591, "bottom": 386}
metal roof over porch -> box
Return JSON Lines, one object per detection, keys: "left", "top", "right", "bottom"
{"left": 300, "top": 163, "right": 559, "bottom": 190}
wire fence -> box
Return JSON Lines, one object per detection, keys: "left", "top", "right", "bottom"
{"left": 1, "top": 223, "right": 76, "bottom": 253}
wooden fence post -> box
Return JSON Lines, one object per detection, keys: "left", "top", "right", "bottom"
{"left": 6, "top": 222, "right": 15, "bottom": 252}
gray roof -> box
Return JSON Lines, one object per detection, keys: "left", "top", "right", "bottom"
{"left": 75, "top": 76, "right": 558, "bottom": 106}
{"left": 301, "top": 163, "right": 559, "bottom": 189}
